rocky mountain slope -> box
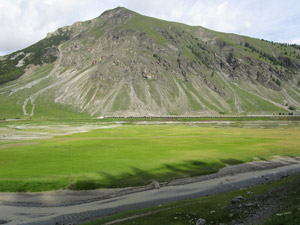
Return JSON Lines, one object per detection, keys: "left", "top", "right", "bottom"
{"left": 1, "top": 7, "right": 300, "bottom": 118}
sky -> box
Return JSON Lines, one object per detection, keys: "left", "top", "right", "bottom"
{"left": 0, "top": 0, "right": 300, "bottom": 56}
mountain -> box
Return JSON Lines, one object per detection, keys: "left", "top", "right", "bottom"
{"left": 1, "top": 7, "right": 300, "bottom": 119}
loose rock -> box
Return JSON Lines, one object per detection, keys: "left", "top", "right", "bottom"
{"left": 151, "top": 180, "right": 160, "bottom": 189}
{"left": 232, "top": 196, "right": 245, "bottom": 204}
{"left": 196, "top": 218, "right": 206, "bottom": 225}
{"left": 244, "top": 203, "right": 257, "bottom": 207}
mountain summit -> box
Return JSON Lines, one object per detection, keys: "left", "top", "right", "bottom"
{"left": 0, "top": 7, "right": 300, "bottom": 118}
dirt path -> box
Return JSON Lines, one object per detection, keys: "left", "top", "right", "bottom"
{"left": 218, "top": 73, "right": 244, "bottom": 113}
{"left": 22, "top": 45, "right": 63, "bottom": 116}
{"left": 0, "top": 157, "right": 299, "bottom": 225}
{"left": 241, "top": 87, "right": 287, "bottom": 110}
{"left": 282, "top": 88, "right": 300, "bottom": 108}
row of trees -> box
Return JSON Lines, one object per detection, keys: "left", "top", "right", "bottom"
{"left": 260, "top": 39, "right": 300, "bottom": 50}
{"left": 243, "top": 42, "right": 296, "bottom": 72}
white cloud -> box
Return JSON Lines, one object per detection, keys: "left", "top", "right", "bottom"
{"left": 0, "top": 0, "right": 120, "bottom": 55}
{"left": 217, "top": 1, "right": 228, "bottom": 16}
{"left": 244, "top": 21, "right": 252, "bottom": 29}
{"left": 170, "top": 8, "right": 183, "bottom": 20}
{"left": 0, "top": 0, "right": 300, "bottom": 56}
{"left": 292, "top": 38, "right": 300, "bottom": 45}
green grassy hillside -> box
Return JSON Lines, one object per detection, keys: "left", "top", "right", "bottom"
{"left": 0, "top": 7, "right": 300, "bottom": 118}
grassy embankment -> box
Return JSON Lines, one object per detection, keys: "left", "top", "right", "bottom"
{"left": 0, "top": 123, "right": 300, "bottom": 192}
{"left": 84, "top": 173, "right": 300, "bottom": 225}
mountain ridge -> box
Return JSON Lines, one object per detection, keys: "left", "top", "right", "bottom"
{"left": 0, "top": 7, "right": 300, "bottom": 118}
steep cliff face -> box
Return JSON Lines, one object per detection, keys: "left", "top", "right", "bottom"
{"left": 0, "top": 7, "right": 300, "bottom": 118}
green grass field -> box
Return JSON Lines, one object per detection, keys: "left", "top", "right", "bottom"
{"left": 0, "top": 122, "right": 300, "bottom": 192}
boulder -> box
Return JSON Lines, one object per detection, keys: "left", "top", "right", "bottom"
{"left": 231, "top": 196, "right": 245, "bottom": 204}
{"left": 151, "top": 180, "right": 160, "bottom": 189}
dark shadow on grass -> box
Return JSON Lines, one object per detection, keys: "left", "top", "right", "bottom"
{"left": 71, "top": 159, "right": 239, "bottom": 190}
{"left": 71, "top": 158, "right": 249, "bottom": 190}
{"left": 220, "top": 158, "right": 244, "bottom": 165}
